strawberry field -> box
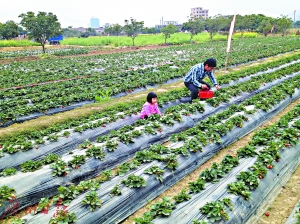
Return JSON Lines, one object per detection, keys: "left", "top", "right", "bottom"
{"left": 0, "top": 36, "right": 300, "bottom": 224}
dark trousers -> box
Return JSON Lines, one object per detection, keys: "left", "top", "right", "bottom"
{"left": 184, "top": 82, "right": 199, "bottom": 101}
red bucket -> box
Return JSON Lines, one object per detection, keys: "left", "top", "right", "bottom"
{"left": 198, "top": 89, "right": 214, "bottom": 99}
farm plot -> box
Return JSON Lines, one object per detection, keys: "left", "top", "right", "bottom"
{"left": 1, "top": 57, "right": 300, "bottom": 169}
{"left": 0, "top": 36, "right": 300, "bottom": 126}
{"left": 0, "top": 47, "right": 91, "bottom": 59}
{"left": 1, "top": 56, "right": 300, "bottom": 224}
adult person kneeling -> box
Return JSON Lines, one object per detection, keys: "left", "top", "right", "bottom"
{"left": 184, "top": 58, "right": 220, "bottom": 102}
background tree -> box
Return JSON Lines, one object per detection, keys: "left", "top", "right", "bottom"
{"left": 123, "top": 18, "right": 144, "bottom": 46}
{"left": 19, "top": 11, "right": 62, "bottom": 53}
{"left": 258, "top": 19, "right": 273, "bottom": 36}
{"left": 104, "top": 24, "right": 122, "bottom": 36}
{"left": 160, "top": 24, "right": 178, "bottom": 44}
{"left": 182, "top": 16, "right": 205, "bottom": 41}
{"left": 294, "top": 20, "right": 300, "bottom": 28}
{"left": 205, "top": 15, "right": 224, "bottom": 41}
{"left": 276, "top": 15, "right": 293, "bottom": 36}
{"left": 0, "top": 20, "right": 19, "bottom": 40}
{"left": 111, "top": 24, "right": 122, "bottom": 36}
{"left": 86, "top": 27, "right": 97, "bottom": 36}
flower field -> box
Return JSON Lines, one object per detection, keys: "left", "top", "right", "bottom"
{"left": 0, "top": 36, "right": 300, "bottom": 224}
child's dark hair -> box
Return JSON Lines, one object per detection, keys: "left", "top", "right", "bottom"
{"left": 147, "top": 92, "right": 158, "bottom": 103}
{"left": 204, "top": 58, "right": 217, "bottom": 67}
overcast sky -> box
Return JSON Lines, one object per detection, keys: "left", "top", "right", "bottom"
{"left": 1, "top": 0, "right": 299, "bottom": 28}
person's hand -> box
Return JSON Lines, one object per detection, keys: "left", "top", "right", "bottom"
{"left": 201, "top": 84, "right": 208, "bottom": 89}
{"left": 215, "top": 85, "right": 220, "bottom": 90}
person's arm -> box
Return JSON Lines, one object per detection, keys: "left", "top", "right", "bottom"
{"left": 154, "top": 103, "right": 162, "bottom": 115}
{"left": 207, "top": 71, "right": 220, "bottom": 89}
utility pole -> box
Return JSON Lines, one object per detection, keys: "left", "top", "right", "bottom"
{"left": 294, "top": 10, "right": 296, "bottom": 27}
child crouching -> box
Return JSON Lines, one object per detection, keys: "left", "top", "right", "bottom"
{"left": 140, "top": 92, "right": 162, "bottom": 119}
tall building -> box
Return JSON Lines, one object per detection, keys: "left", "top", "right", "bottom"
{"left": 191, "top": 7, "right": 209, "bottom": 19}
{"left": 90, "top": 18, "right": 100, "bottom": 28}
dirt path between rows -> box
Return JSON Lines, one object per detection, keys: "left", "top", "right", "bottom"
{"left": 122, "top": 98, "right": 300, "bottom": 224}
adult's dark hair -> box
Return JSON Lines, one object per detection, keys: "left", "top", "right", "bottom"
{"left": 147, "top": 92, "right": 158, "bottom": 103}
{"left": 204, "top": 58, "right": 217, "bottom": 67}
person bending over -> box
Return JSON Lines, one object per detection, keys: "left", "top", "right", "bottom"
{"left": 184, "top": 58, "right": 220, "bottom": 102}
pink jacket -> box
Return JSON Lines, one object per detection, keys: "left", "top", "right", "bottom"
{"left": 140, "top": 102, "right": 162, "bottom": 119}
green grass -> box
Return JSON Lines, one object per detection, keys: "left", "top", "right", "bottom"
{"left": 0, "top": 32, "right": 258, "bottom": 48}
{"left": 0, "top": 39, "right": 40, "bottom": 47}
{"left": 61, "top": 32, "right": 259, "bottom": 47}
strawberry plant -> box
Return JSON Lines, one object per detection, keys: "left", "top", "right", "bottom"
{"left": 43, "top": 153, "right": 61, "bottom": 164}
{"left": 122, "top": 174, "right": 146, "bottom": 188}
{"left": 0, "top": 167, "right": 17, "bottom": 176}
{"left": 133, "top": 212, "right": 153, "bottom": 224}
{"left": 192, "top": 220, "right": 207, "bottom": 224}
{"left": 171, "top": 146, "right": 190, "bottom": 156}
{"left": 163, "top": 154, "right": 179, "bottom": 171}
{"left": 170, "top": 132, "right": 187, "bottom": 142}
{"left": 237, "top": 171, "right": 260, "bottom": 190}
{"left": 110, "top": 184, "right": 122, "bottom": 197}
{"left": 173, "top": 189, "right": 191, "bottom": 203}
{"left": 36, "top": 198, "right": 50, "bottom": 214}
{"left": 250, "top": 162, "right": 268, "bottom": 179}
{"left": 144, "top": 165, "right": 165, "bottom": 183}
{"left": 106, "top": 139, "right": 118, "bottom": 151}
{"left": 257, "top": 153, "right": 274, "bottom": 166}
{"left": 184, "top": 137, "right": 203, "bottom": 152}
{"left": 0, "top": 185, "right": 16, "bottom": 206}
{"left": 9, "top": 217, "right": 25, "bottom": 224}
{"left": 50, "top": 159, "right": 70, "bottom": 176}
{"left": 63, "top": 131, "right": 70, "bottom": 137}
{"left": 3, "top": 145, "right": 19, "bottom": 154}
{"left": 220, "top": 155, "right": 239, "bottom": 172}
{"left": 68, "top": 155, "right": 86, "bottom": 169}
{"left": 86, "top": 145, "right": 106, "bottom": 160}
{"left": 200, "top": 201, "right": 229, "bottom": 223}
{"left": 143, "top": 125, "right": 157, "bottom": 135}
{"left": 96, "top": 135, "right": 108, "bottom": 143}
{"left": 196, "top": 132, "right": 208, "bottom": 146}
{"left": 237, "top": 145, "right": 258, "bottom": 158}
{"left": 48, "top": 134, "right": 59, "bottom": 142}
{"left": 149, "top": 144, "right": 169, "bottom": 154}
{"left": 97, "top": 169, "right": 112, "bottom": 183}
{"left": 55, "top": 185, "right": 80, "bottom": 206}
{"left": 117, "top": 162, "right": 132, "bottom": 176}
{"left": 188, "top": 178, "right": 205, "bottom": 193}
{"left": 132, "top": 130, "right": 142, "bottom": 137}
{"left": 81, "top": 191, "right": 102, "bottom": 211}
{"left": 199, "top": 162, "right": 225, "bottom": 183}
{"left": 149, "top": 197, "right": 176, "bottom": 217}
{"left": 212, "top": 124, "right": 229, "bottom": 136}
{"left": 77, "top": 180, "right": 100, "bottom": 192}
{"left": 21, "top": 160, "right": 43, "bottom": 172}
{"left": 227, "top": 181, "right": 251, "bottom": 200}
{"left": 49, "top": 210, "right": 77, "bottom": 224}
{"left": 220, "top": 198, "right": 233, "bottom": 210}
{"left": 79, "top": 139, "right": 92, "bottom": 149}
{"left": 160, "top": 115, "right": 175, "bottom": 126}
{"left": 134, "top": 150, "right": 160, "bottom": 163}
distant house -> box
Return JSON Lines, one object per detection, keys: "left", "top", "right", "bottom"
{"left": 69, "top": 27, "right": 104, "bottom": 34}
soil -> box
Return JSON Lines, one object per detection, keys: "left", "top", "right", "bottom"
{"left": 122, "top": 98, "right": 300, "bottom": 224}
{"left": 257, "top": 167, "right": 300, "bottom": 223}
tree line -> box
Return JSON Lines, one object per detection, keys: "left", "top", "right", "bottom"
{"left": 0, "top": 12, "right": 297, "bottom": 52}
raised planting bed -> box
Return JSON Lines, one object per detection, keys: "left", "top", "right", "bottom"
{"left": 2, "top": 85, "right": 300, "bottom": 222}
